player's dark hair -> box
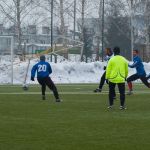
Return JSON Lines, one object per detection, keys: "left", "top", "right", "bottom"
{"left": 113, "top": 46, "right": 120, "bottom": 55}
{"left": 133, "top": 49, "right": 139, "bottom": 54}
{"left": 40, "top": 55, "right": 46, "bottom": 61}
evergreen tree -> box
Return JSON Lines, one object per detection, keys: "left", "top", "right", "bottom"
{"left": 83, "top": 27, "right": 93, "bottom": 62}
{"left": 105, "top": 3, "right": 131, "bottom": 60}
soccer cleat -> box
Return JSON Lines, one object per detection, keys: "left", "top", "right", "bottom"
{"left": 107, "top": 105, "right": 113, "bottom": 109}
{"left": 42, "top": 95, "right": 46, "bottom": 100}
{"left": 113, "top": 96, "right": 116, "bottom": 100}
{"left": 93, "top": 88, "right": 102, "bottom": 93}
{"left": 146, "top": 73, "right": 150, "bottom": 79}
{"left": 22, "top": 84, "right": 29, "bottom": 91}
{"left": 56, "top": 99, "right": 62, "bottom": 102}
{"left": 127, "top": 90, "right": 133, "bottom": 95}
{"left": 120, "top": 106, "right": 126, "bottom": 110}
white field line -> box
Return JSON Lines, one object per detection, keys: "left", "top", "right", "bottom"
{"left": 0, "top": 83, "right": 144, "bottom": 87}
{"left": 0, "top": 91, "right": 149, "bottom": 95}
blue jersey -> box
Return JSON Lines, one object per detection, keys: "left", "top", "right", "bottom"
{"left": 31, "top": 61, "right": 52, "bottom": 78}
{"left": 129, "top": 55, "right": 146, "bottom": 76}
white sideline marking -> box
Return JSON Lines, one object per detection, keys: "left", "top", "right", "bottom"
{"left": 0, "top": 92, "right": 98, "bottom": 95}
{"left": 0, "top": 83, "right": 144, "bottom": 87}
{"left": 0, "top": 91, "right": 149, "bottom": 95}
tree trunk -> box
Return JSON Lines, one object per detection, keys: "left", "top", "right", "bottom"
{"left": 95, "top": 0, "right": 103, "bottom": 61}
{"left": 80, "top": 0, "right": 85, "bottom": 62}
{"left": 59, "top": 0, "right": 68, "bottom": 59}
{"left": 16, "top": 0, "right": 23, "bottom": 60}
{"left": 145, "top": 0, "right": 150, "bottom": 61}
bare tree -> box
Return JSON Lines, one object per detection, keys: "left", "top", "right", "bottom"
{"left": 77, "top": 0, "right": 86, "bottom": 61}
{"left": 59, "top": 0, "right": 65, "bottom": 36}
{"left": 0, "top": 0, "right": 37, "bottom": 60}
{"left": 145, "top": 0, "right": 150, "bottom": 61}
{"left": 96, "top": 0, "right": 103, "bottom": 61}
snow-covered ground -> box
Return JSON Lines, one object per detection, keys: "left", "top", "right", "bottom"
{"left": 0, "top": 56, "right": 150, "bottom": 84}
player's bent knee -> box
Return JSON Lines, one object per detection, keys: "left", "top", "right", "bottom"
{"left": 126, "top": 78, "right": 130, "bottom": 82}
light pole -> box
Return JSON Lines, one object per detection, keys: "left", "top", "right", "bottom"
{"left": 101, "top": 0, "right": 104, "bottom": 62}
{"left": 145, "top": 0, "right": 150, "bottom": 61}
{"left": 51, "top": 0, "right": 54, "bottom": 62}
{"left": 73, "top": 0, "right": 76, "bottom": 41}
{"left": 130, "top": 0, "right": 134, "bottom": 61}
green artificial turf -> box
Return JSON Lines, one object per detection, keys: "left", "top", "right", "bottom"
{"left": 0, "top": 84, "right": 150, "bottom": 150}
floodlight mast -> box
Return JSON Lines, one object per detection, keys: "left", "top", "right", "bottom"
{"left": 73, "top": 0, "right": 76, "bottom": 41}
{"left": 130, "top": 0, "right": 134, "bottom": 61}
{"left": 51, "top": 0, "right": 54, "bottom": 62}
{"left": 101, "top": 0, "right": 105, "bottom": 62}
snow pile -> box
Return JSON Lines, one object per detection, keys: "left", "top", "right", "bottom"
{"left": 0, "top": 57, "right": 150, "bottom": 84}
{"left": 51, "top": 61, "right": 105, "bottom": 83}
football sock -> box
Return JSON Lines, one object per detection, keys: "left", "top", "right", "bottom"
{"left": 128, "top": 82, "right": 132, "bottom": 91}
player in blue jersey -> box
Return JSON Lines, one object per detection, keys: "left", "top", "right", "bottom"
{"left": 31, "top": 55, "right": 61, "bottom": 102}
{"left": 127, "top": 49, "right": 150, "bottom": 95}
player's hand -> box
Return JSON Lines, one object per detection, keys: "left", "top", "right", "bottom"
{"left": 106, "top": 79, "right": 109, "bottom": 84}
{"left": 31, "top": 77, "right": 34, "bottom": 81}
{"left": 103, "top": 66, "right": 106, "bottom": 70}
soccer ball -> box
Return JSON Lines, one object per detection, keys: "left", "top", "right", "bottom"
{"left": 22, "top": 84, "right": 29, "bottom": 91}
